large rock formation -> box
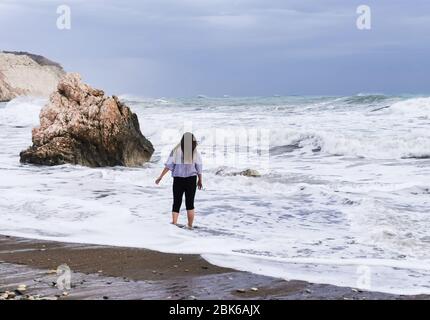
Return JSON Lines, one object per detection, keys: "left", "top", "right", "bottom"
{"left": 20, "top": 73, "right": 154, "bottom": 167}
{"left": 0, "top": 51, "right": 65, "bottom": 102}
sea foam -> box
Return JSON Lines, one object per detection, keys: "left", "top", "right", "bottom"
{"left": 0, "top": 95, "right": 430, "bottom": 295}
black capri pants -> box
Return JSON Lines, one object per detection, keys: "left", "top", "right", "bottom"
{"left": 172, "top": 176, "right": 197, "bottom": 213}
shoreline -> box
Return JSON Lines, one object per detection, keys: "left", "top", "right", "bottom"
{"left": 0, "top": 235, "right": 428, "bottom": 300}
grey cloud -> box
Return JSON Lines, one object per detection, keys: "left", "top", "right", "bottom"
{"left": 1, "top": 0, "right": 429, "bottom": 96}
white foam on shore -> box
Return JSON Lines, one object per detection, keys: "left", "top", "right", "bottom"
{"left": 1, "top": 96, "right": 430, "bottom": 295}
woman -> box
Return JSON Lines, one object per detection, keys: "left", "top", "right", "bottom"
{"left": 155, "top": 132, "right": 203, "bottom": 229}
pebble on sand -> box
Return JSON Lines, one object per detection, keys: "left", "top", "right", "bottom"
{"left": 0, "top": 289, "right": 57, "bottom": 301}
{"left": 17, "top": 284, "right": 27, "bottom": 291}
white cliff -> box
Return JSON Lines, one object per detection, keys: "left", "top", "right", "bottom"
{"left": 0, "top": 51, "right": 65, "bottom": 102}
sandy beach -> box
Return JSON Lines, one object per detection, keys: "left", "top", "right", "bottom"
{"left": 0, "top": 235, "right": 428, "bottom": 300}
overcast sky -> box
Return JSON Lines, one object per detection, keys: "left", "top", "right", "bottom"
{"left": 1, "top": 0, "right": 430, "bottom": 97}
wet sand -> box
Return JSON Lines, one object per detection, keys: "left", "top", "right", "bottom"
{"left": 0, "top": 235, "right": 428, "bottom": 300}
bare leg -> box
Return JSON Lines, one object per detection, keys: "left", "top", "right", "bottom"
{"left": 172, "top": 212, "right": 179, "bottom": 225}
{"left": 187, "top": 209, "right": 195, "bottom": 228}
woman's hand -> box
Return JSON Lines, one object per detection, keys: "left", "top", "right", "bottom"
{"left": 197, "top": 179, "right": 203, "bottom": 190}
{"left": 156, "top": 168, "right": 170, "bottom": 185}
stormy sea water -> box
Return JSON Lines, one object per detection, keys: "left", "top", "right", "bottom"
{"left": 0, "top": 94, "right": 429, "bottom": 295}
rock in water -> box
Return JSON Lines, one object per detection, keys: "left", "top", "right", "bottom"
{"left": 215, "top": 168, "right": 261, "bottom": 177}
{"left": 0, "top": 51, "right": 65, "bottom": 102}
{"left": 20, "top": 73, "right": 154, "bottom": 167}
{"left": 240, "top": 169, "right": 261, "bottom": 177}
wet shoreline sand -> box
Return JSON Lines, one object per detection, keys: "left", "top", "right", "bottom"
{"left": 0, "top": 235, "right": 427, "bottom": 300}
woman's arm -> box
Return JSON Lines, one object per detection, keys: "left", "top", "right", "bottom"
{"left": 155, "top": 167, "right": 170, "bottom": 185}
{"left": 195, "top": 152, "right": 203, "bottom": 190}
{"left": 197, "top": 173, "right": 203, "bottom": 190}
{"left": 157, "top": 150, "right": 175, "bottom": 184}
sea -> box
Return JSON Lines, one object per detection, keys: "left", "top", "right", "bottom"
{"left": 0, "top": 94, "right": 429, "bottom": 295}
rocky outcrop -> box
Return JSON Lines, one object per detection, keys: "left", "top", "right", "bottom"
{"left": 0, "top": 51, "right": 65, "bottom": 102}
{"left": 20, "top": 73, "right": 154, "bottom": 167}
